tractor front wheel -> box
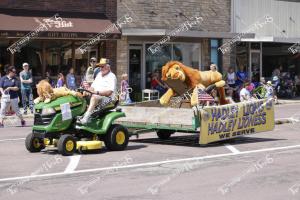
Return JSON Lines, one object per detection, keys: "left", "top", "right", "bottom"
{"left": 104, "top": 124, "right": 129, "bottom": 151}
{"left": 25, "top": 133, "right": 45, "bottom": 152}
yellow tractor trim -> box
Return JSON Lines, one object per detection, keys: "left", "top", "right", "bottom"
{"left": 76, "top": 141, "right": 102, "bottom": 151}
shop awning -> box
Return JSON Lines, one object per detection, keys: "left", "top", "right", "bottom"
{"left": 122, "top": 28, "right": 255, "bottom": 39}
{"left": 0, "top": 12, "right": 121, "bottom": 40}
{"left": 241, "top": 36, "right": 300, "bottom": 44}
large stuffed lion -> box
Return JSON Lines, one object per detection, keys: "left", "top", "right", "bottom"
{"left": 34, "top": 80, "right": 82, "bottom": 104}
{"left": 160, "top": 61, "right": 228, "bottom": 106}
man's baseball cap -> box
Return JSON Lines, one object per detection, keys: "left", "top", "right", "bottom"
{"left": 22, "top": 62, "right": 29, "bottom": 67}
{"left": 96, "top": 58, "right": 110, "bottom": 67}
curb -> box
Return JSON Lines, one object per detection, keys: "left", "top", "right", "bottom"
{"left": 3, "top": 114, "right": 33, "bottom": 120}
{"left": 275, "top": 118, "right": 299, "bottom": 125}
{"left": 277, "top": 100, "right": 300, "bottom": 105}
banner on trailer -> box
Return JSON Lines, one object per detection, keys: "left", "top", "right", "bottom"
{"left": 199, "top": 99, "right": 275, "bottom": 145}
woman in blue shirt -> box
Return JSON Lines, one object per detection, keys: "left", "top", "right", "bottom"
{"left": 66, "top": 67, "right": 77, "bottom": 90}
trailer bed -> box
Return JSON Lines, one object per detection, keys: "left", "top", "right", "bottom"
{"left": 115, "top": 100, "right": 199, "bottom": 132}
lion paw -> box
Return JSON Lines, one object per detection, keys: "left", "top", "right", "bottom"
{"left": 34, "top": 98, "right": 40, "bottom": 104}
{"left": 44, "top": 98, "right": 51, "bottom": 104}
{"left": 159, "top": 97, "right": 170, "bottom": 106}
{"left": 190, "top": 98, "right": 198, "bottom": 106}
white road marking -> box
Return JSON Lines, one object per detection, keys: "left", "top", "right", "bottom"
{"left": 1, "top": 144, "right": 300, "bottom": 182}
{"left": 64, "top": 155, "right": 81, "bottom": 173}
{"left": 0, "top": 138, "right": 25, "bottom": 142}
{"left": 224, "top": 144, "right": 240, "bottom": 154}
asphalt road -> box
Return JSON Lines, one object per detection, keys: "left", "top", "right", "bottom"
{"left": 0, "top": 103, "right": 300, "bottom": 200}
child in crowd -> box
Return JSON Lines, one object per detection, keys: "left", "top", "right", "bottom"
{"left": 151, "top": 70, "right": 167, "bottom": 95}
{"left": 120, "top": 73, "right": 132, "bottom": 104}
{"left": 239, "top": 82, "right": 254, "bottom": 102}
{"left": 56, "top": 73, "right": 65, "bottom": 88}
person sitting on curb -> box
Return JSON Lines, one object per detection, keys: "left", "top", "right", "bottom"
{"left": 78, "top": 58, "right": 117, "bottom": 124}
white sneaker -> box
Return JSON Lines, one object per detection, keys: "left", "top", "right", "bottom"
{"left": 79, "top": 117, "right": 89, "bottom": 124}
{"left": 78, "top": 112, "right": 91, "bottom": 124}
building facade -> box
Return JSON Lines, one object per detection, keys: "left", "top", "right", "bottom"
{"left": 0, "top": 0, "right": 118, "bottom": 82}
{"left": 231, "top": 0, "right": 300, "bottom": 81}
{"left": 116, "top": 0, "right": 235, "bottom": 100}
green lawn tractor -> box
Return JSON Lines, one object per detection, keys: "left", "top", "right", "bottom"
{"left": 25, "top": 89, "right": 129, "bottom": 156}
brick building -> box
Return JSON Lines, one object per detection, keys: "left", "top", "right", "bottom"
{"left": 116, "top": 0, "right": 237, "bottom": 99}
{"left": 0, "top": 0, "right": 247, "bottom": 100}
{"left": 0, "top": 0, "right": 118, "bottom": 81}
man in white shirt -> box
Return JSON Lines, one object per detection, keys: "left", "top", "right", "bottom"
{"left": 79, "top": 58, "right": 117, "bottom": 124}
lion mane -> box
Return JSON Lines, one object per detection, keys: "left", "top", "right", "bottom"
{"left": 160, "top": 61, "right": 227, "bottom": 106}
{"left": 161, "top": 61, "right": 201, "bottom": 88}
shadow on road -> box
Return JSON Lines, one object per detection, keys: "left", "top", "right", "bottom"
{"left": 39, "top": 144, "right": 147, "bottom": 155}
{"left": 130, "top": 135, "right": 286, "bottom": 148}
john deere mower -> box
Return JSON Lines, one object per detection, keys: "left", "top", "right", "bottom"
{"left": 25, "top": 89, "right": 129, "bottom": 156}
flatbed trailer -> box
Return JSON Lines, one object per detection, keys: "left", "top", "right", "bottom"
{"left": 115, "top": 98, "right": 275, "bottom": 145}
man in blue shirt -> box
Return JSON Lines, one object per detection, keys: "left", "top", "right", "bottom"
{"left": 236, "top": 65, "right": 248, "bottom": 87}
{"left": 0, "top": 66, "right": 25, "bottom": 127}
{"left": 19, "top": 62, "right": 33, "bottom": 114}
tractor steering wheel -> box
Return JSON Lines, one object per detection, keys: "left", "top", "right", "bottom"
{"left": 77, "top": 88, "right": 97, "bottom": 95}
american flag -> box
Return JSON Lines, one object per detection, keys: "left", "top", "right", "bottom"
{"left": 197, "top": 88, "right": 214, "bottom": 103}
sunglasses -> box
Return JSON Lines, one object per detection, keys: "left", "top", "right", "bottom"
{"left": 11, "top": 70, "right": 16, "bottom": 73}
{"left": 90, "top": 60, "right": 96, "bottom": 63}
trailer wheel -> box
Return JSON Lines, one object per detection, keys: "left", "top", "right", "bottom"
{"left": 58, "top": 134, "right": 77, "bottom": 156}
{"left": 25, "top": 133, "right": 45, "bottom": 152}
{"left": 156, "top": 130, "right": 174, "bottom": 140}
{"left": 104, "top": 124, "right": 129, "bottom": 151}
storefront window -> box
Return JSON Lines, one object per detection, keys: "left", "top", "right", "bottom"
{"left": 145, "top": 43, "right": 200, "bottom": 88}
{"left": 236, "top": 42, "right": 249, "bottom": 72}
{"left": 173, "top": 43, "right": 200, "bottom": 68}
{"left": 0, "top": 40, "right": 10, "bottom": 75}
{"left": 145, "top": 44, "right": 172, "bottom": 88}
{"left": 14, "top": 41, "right": 42, "bottom": 77}
{"left": 210, "top": 39, "right": 219, "bottom": 68}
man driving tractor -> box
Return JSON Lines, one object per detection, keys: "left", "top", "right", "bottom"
{"left": 78, "top": 58, "right": 117, "bottom": 124}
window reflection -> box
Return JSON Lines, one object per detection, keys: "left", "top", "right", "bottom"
{"left": 145, "top": 43, "right": 200, "bottom": 88}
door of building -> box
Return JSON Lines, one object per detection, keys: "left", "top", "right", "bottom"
{"left": 129, "top": 46, "right": 142, "bottom": 100}
{"left": 249, "top": 43, "right": 262, "bottom": 82}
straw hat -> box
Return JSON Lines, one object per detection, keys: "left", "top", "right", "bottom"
{"left": 96, "top": 58, "right": 110, "bottom": 67}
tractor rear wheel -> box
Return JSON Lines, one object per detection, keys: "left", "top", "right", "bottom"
{"left": 104, "top": 124, "right": 129, "bottom": 151}
{"left": 58, "top": 134, "right": 77, "bottom": 156}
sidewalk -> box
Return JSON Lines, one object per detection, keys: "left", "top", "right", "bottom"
{"left": 277, "top": 97, "right": 300, "bottom": 104}
{"left": 3, "top": 108, "right": 34, "bottom": 120}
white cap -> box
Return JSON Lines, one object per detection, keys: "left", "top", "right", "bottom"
{"left": 22, "top": 62, "right": 29, "bottom": 67}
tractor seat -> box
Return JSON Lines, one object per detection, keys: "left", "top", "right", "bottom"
{"left": 91, "top": 99, "right": 119, "bottom": 117}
